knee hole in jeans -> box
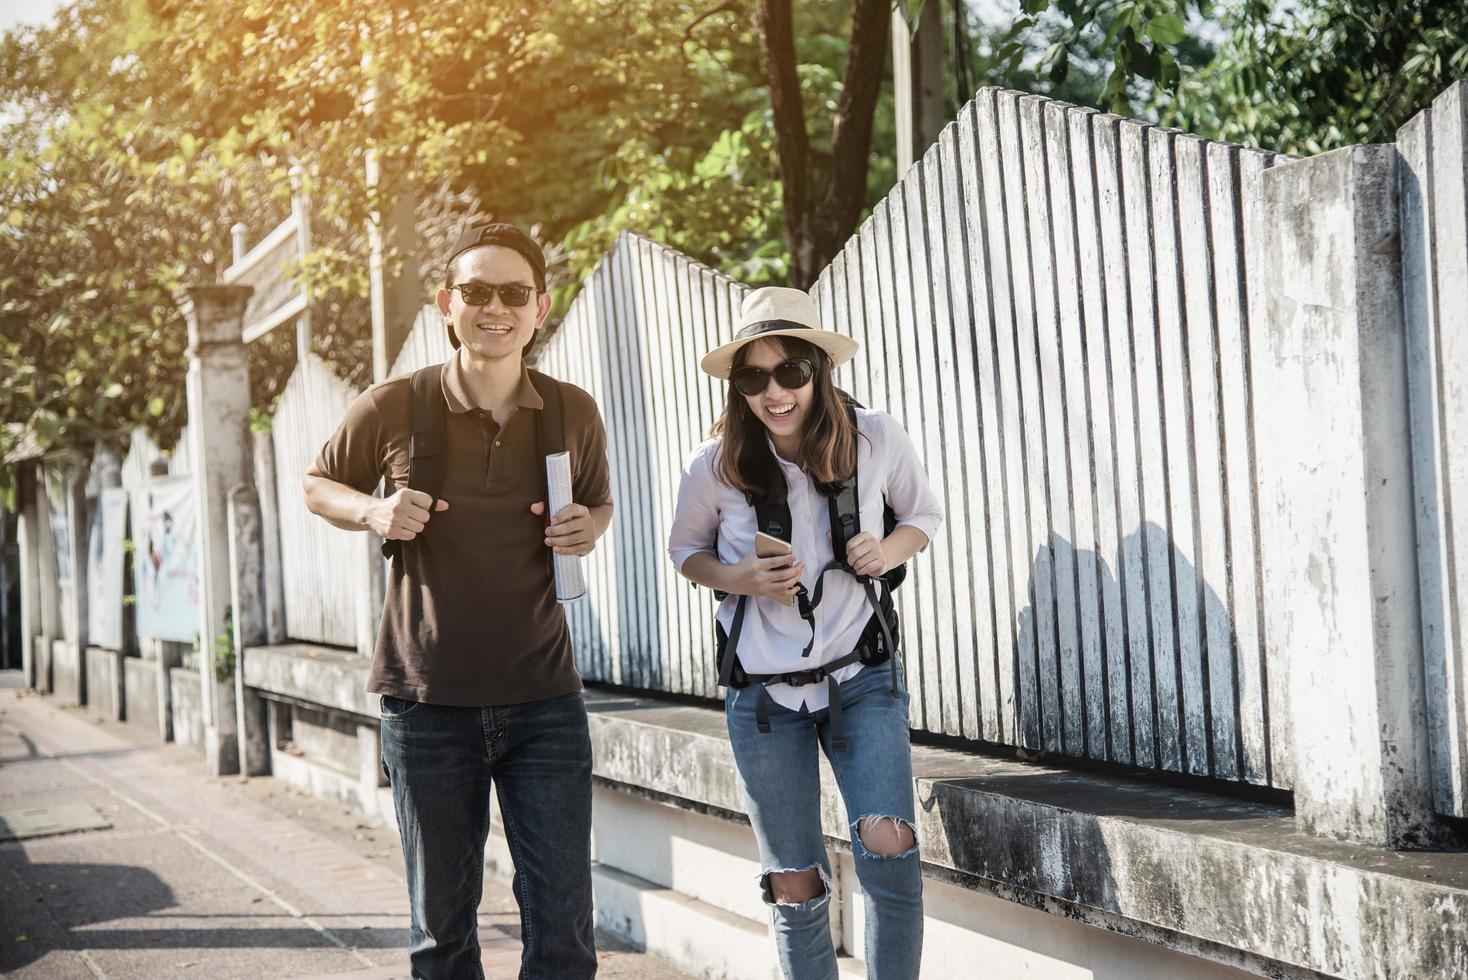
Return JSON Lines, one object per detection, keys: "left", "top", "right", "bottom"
{"left": 855, "top": 815, "right": 918, "bottom": 859}
{"left": 762, "top": 866, "right": 827, "bottom": 906}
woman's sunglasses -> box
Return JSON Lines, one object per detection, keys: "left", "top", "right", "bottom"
{"left": 729, "top": 358, "right": 815, "bottom": 397}
{"left": 449, "top": 282, "right": 538, "bottom": 308}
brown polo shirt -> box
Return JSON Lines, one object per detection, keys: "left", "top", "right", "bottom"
{"left": 308, "top": 356, "right": 612, "bottom": 706}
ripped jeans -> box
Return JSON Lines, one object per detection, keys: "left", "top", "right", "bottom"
{"left": 725, "top": 663, "right": 923, "bottom": 980}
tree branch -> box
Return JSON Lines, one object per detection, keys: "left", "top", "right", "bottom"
{"left": 683, "top": 0, "right": 743, "bottom": 45}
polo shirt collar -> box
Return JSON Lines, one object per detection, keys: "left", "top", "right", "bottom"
{"left": 441, "top": 353, "right": 545, "bottom": 415}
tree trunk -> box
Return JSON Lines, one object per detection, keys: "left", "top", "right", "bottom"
{"left": 758, "top": 0, "right": 892, "bottom": 290}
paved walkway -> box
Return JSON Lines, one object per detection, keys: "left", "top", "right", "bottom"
{"left": 0, "top": 671, "right": 691, "bottom": 979}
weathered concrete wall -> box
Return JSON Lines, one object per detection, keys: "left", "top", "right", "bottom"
{"left": 572, "top": 783, "right": 1261, "bottom": 980}
{"left": 169, "top": 666, "right": 204, "bottom": 754}
{"left": 31, "top": 635, "right": 50, "bottom": 694}
{"left": 241, "top": 644, "right": 378, "bottom": 717}
{"left": 83, "top": 647, "right": 121, "bottom": 721}
{"left": 50, "top": 639, "right": 80, "bottom": 704}
{"left": 582, "top": 691, "right": 1468, "bottom": 980}
{"left": 122, "top": 656, "right": 161, "bottom": 737}
{"left": 243, "top": 645, "right": 383, "bottom": 817}
{"left": 289, "top": 703, "right": 360, "bottom": 776}
{"left": 1257, "top": 144, "right": 1444, "bottom": 848}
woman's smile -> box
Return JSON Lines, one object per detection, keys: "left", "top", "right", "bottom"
{"left": 765, "top": 402, "right": 797, "bottom": 420}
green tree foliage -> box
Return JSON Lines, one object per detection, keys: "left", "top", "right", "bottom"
{"left": 0, "top": 0, "right": 784, "bottom": 461}
{"left": 8, "top": 0, "right": 1453, "bottom": 470}
{"left": 1159, "top": 0, "right": 1468, "bottom": 155}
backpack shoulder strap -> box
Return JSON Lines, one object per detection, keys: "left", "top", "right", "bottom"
{"left": 409, "top": 363, "right": 448, "bottom": 501}
{"left": 754, "top": 499, "right": 793, "bottom": 542}
{"left": 828, "top": 401, "right": 862, "bottom": 565}
{"left": 527, "top": 370, "right": 567, "bottom": 579}
{"left": 527, "top": 368, "right": 565, "bottom": 458}
{"left": 382, "top": 363, "right": 448, "bottom": 561}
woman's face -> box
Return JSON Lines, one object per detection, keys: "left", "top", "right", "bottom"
{"left": 739, "top": 338, "right": 816, "bottom": 441}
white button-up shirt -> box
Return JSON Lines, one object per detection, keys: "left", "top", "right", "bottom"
{"left": 668, "top": 408, "right": 943, "bottom": 713}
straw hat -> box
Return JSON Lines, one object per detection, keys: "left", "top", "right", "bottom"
{"left": 699, "top": 286, "right": 860, "bottom": 379}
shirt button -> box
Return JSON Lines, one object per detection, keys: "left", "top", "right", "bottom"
{"left": 493, "top": 440, "right": 501, "bottom": 447}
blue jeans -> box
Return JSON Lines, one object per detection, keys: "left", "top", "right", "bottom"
{"left": 379, "top": 691, "right": 596, "bottom": 980}
{"left": 726, "top": 664, "right": 923, "bottom": 980}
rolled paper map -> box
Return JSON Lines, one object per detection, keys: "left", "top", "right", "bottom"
{"left": 545, "top": 451, "right": 587, "bottom": 603}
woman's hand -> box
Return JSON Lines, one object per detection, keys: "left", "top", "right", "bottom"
{"left": 731, "top": 550, "right": 806, "bottom": 601}
{"left": 844, "top": 531, "right": 889, "bottom": 578}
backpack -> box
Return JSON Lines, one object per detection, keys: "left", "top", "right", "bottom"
{"left": 380, "top": 362, "right": 565, "bottom": 567}
{"left": 713, "top": 400, "right": 905, "bottom": 750}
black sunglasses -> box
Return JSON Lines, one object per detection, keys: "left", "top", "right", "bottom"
{"left": 729, "top": 358, "right": 815, "bottom": 397}
{"left": 449, "top": 282, "right": 538, "bottom": 308}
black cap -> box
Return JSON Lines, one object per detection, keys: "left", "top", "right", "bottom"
{"left": 445, "top": 221, "right": 547, "bottom": 291}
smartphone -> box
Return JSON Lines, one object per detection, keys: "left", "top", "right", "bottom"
{"left": 754, "top": 531, "right": 796, "bottom": 606}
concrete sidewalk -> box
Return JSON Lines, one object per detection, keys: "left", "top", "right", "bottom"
{"left": 0, "top": 671, "right": 692, "bottom": 979}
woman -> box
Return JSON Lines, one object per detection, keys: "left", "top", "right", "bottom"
{"left": 667, "top": 286, "right": 942, "bottom": 980}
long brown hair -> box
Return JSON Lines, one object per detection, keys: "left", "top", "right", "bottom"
{"left": 711, "top": 336, "right": 858, "bottom": 506}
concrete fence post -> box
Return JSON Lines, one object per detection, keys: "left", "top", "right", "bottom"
{"left": 251, "top": 429, "right": 288, "bottom": 645}
{"left": 16, "top": 463, "right": 40, "bottom": 689}
{"left": 64, "top": 456, "right": 90, "bottom": 704}
{"left": 33, "top": 462, "right": 58, "bottom": 693}
{"left": 1256, "top": 144, "right": 1446, "bottom": 847}
{"left": 178, "top": 282, "right": 254, "bottom": 777}
{"left": 227, "top": 485, "right": 270, "bottom": 776}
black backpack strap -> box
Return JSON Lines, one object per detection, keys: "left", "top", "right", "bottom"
{"left": 720, "top": 595, "right": 749, "bottom": 688}
{"left": 826, "top": 675, "right": 846, "bottom": 750}
{"left": 527, "top": 369, "right": 565, "bottom": 459}
{"left": 382, "top": 363, "right": 448, "bottom": 562}
{"left": 526, "top": 369, "right": 566, "bottom": 579}
{"left": 754, "top": 500, "right": 792, "bottom": 540}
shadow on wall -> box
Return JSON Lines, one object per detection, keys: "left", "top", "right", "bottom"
{"left": 1011, "top": 521, "right": 1253, "bottom": 782}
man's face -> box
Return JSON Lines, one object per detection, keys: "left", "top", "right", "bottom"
{"left": 435, "top": 245, "right": 552, "bottom": 363}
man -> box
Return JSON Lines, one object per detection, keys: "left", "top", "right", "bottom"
{"left": 303, "top": 221, "right": 613, "bottom": 979}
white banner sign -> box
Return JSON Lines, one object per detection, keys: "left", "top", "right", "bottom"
{"left": 86, "top": 487, "right": 129, "bottom": 650}
{"left": 132, "top": 476, "right": 200, "bottom": 643}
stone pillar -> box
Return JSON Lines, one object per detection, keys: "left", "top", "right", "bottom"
{"left": 16, "top": 464, "right": 40, "bottom": 688}
{"left": 178, "top": 283, "right": 254, "bottom": 776}
{"left": 227, "top": 485, "right": 270, "bottom": 776}
{"left": 1256, "top": 145, "right": 1445, "bottom": 847}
